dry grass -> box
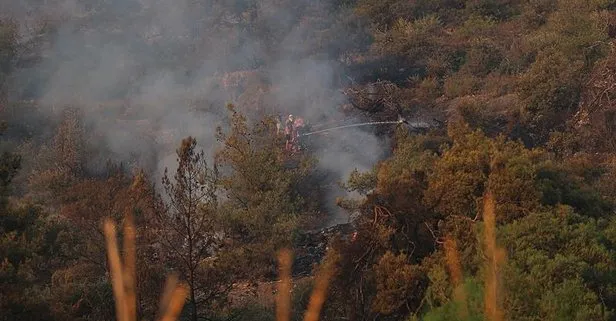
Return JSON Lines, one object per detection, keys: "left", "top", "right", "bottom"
{"left": 274, "top": 248, "right": 336, "bottom": 321}
{"left": 444, "top": 237, "right": 468, "bottom": 319}
{"left": 442, "top": 191, "right": 507, "bottom": 321}
{"left": 103, "top": 216, "right": 189, "bottom": 321}
{"left": 103, "top": 193, "right": 504, "bottom": 321}
{"left": 276, "top": 249, "right": 293, "bottom": 321}
{"left": 300, "top": 251, "right": 336, "bottom": 321}
{"left": 104, "top": 216, "right": 336, "bottom": 321}
{"left": 482, "top": 192, "right": 506, "bottom": 321}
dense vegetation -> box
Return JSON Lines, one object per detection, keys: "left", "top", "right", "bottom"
{"left": 4, "top": 0, "right": 616, "bottom": 320}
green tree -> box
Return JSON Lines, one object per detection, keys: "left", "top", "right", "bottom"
{"left": 51, "top": 168, "right": 166, "bottom": 321}
{"left": 214, "top": 105, "right": 318, "bottom": 279}
{"left": 155, "top": 136, "right": 230, "bottom": 321}
{"left": 425, "top": 124, "right": 543, "bottom": 223}
{"left": 0, "top": 205, "right": 65, "bottom": 321}
{"left": 421, "top": 278, "right": 485, "bottom": 321}
{"left": 517, "top": 0, "right": 609, "bottom": 145}
{"left": 0, "top": 136, "right": 66, "bottom": 321}
{"left": 500, "top": 206, "right": 616, "bottom": 320}
{"left": 326, "top": 130, "right": 441, "bottom": 321}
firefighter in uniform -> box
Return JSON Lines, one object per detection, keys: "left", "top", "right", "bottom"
{"left": 285, "top": 114, "right": 295, "bottom": 152}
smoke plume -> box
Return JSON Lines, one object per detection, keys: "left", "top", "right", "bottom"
{"left": 4, "top": 0, "right": 390, "bottom": 227}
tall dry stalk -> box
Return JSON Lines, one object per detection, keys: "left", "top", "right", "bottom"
{"left": 482, "top": 192, "right": 506, "bottom": 321}
{"left": 104, "top": 215, "right": 337, "bottom": 321}
{"left": 302, "top": 252, "right": 336, "bottom": 321}
{"left": 159, "top": 279, "right": 191, "bottom": 321}
{"left": 444, "top": 237, "right": 468, "bottom": 319}
{"left": 103, "top": 216, "right": 189, "bottom": 321}
{"left": 104, "top": 219, "right": 130, "bottom": 321}
{"left": 274, "top": 248, "right": 336, "bottom": 321}
{"left": 276, "top": 249, "right": 293, "bottom": 321}
{"left": 123, "top": 214, "right": 137, "bottom": 321}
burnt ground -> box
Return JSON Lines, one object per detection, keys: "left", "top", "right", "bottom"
{"left": 292, "top": 223, "right": 355, "bottom": 276}
{"left": 228, "top": 222, "right": 355, "bottom": 307}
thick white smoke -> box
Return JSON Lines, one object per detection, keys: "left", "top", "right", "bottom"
{"left": 4, "top": 0, "right": 390, "bottom": 227}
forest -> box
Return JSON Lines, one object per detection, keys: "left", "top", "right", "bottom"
{"left": 3, "top": 0, "right": 616, "bottom": 320}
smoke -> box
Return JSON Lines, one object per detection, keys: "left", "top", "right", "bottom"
{"left": 5, "top": 0, "right": 390, "bottom": 227}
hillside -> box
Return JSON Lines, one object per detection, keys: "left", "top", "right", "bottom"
{"left": 3, "top": 0, "right": 616, "bottom": 321}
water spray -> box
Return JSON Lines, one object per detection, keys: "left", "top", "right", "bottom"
{"left": 300, "top": 120, "right": 402, "bottom": 137}
{"left": 300, "top": 116, "right": 428, "bottom": 137}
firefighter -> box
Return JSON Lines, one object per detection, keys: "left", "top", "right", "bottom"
{"left": 285, "top": 114, "right": 295, "bottom": 151}
{"left": 351, "top": 231, "right": 358, "bottom": 242}
{"left": 293, "top": 117, "right": 306, "bottom": 152}
{"left": 275, "top": 114, "right": 283, "bottom": 135}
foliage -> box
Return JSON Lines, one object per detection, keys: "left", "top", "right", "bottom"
{"left": 6, "top": 0, "right": 616, "bottom": 320}
{"left": 500, "top": 207, "right": 616, "bottom": 320}
{"left": 215, "top": 105, "right": 318, "bottom": 279}
{"left": 0, "top": 204, "right": 64, "bottom": 321}
{"left": 155, "top": 136, "right": 231, "bottom": 321}
{"left": 425, "top": 124, "right": 544, "bottom": 223}
{"left": 371, "top": 251, "right": 425, "bottom": 315}
{"left": 421, "top": 278, "right": 485, "bottom": 321}
{"left": 0, "top": 149, "right": 65, "bottom": 321}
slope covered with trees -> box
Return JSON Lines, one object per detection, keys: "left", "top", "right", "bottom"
{"left": 3, "top": 0, "right": 616, "bottom": 321}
